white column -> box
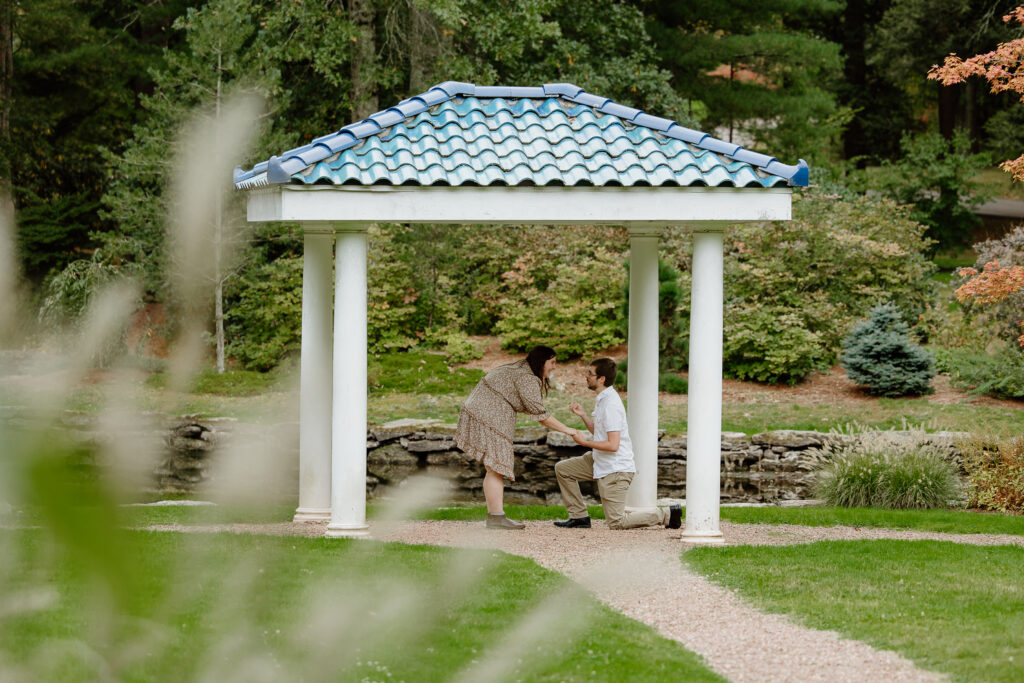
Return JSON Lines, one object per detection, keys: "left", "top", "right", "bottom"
{"left": 326, "top": 226, "right": 371, "bottom": 537}
{"left": 625, "top": 227, "right": 661, "bottom": 511}
{"left": 294, "top": 230, "right": 334, "bottom": 522}
{"left": 682, "top": 228, "right": 725, "bottom": 544}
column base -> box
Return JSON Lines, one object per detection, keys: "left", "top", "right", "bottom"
{"left": 680, "top": 531, "right": 725, "bottom": 545}
{"left": 325, "top": 523, "right": 371, "bottom": 538}
{"left": 293, "top": 507, "right": 331, "bottom": 523}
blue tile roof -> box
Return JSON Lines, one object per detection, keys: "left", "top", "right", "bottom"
{"left": 234, "top": 82, "right": 809, "bottom": 190}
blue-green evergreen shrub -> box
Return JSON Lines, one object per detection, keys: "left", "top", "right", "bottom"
{"left": 840, "top": 303, "right": 935, "bottom": 396}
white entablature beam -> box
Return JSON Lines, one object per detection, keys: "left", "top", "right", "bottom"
{"left": 246, "top": 185, "right": 792, "bottom": 225}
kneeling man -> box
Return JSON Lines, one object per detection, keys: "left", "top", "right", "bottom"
{"left": 554, "top": 357, "right": 681, "bottom": 530}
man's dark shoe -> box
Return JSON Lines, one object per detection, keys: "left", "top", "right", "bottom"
{"left": 554, "top": 516, "right": 591, "bottom": 528}
{"left": 666, "top": 504, "right": 682, "bottom": 529}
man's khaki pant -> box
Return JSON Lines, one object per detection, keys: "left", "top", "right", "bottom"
{"left": 554, "top": 452, "right": 668, "bottom": 529}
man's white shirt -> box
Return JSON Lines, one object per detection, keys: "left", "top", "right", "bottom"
{"left": 589, "top": 385, "right": 635, "bottom": 479}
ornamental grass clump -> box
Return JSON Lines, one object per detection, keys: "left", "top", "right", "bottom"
{"left": 840, "top": 303, "right": 936, "bottom": 397}
{"left": 813, "top": 429, "right": 960, "bottom": 509}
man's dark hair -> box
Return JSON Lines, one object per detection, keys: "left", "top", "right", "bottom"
{"left": 525, "top": 345, "right": 556, "bottom": 395}
{"left": 591, "top": 357, "right": 617, "bottom": 388}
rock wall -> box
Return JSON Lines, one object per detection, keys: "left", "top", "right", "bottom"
{"left": 4, "top": 410, "right": 966, "bottom": 505}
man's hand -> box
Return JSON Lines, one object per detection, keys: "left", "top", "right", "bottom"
{"left": 571, "top": 430, "right": 587, "bottom": 445}
{"left": 570, "top": 401, "right": 585, "bottom": 418}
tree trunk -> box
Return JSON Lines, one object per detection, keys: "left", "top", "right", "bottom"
{"left": 938, "top": 83, "right": 959, "bottom": 140}
{"left": 840, "top": 0, "right": 868, "bottom": 164}
{"left": 348, "top": 0, "right": 378, "bottom": 122}
{"left": 0, "top": 0, "right": 13, "bottom": 192}
{"left": 215, "top": 50, "right": 225, "bottom": 374}
{"left": 407, "top": 2, "right": 428, "bottom": 93}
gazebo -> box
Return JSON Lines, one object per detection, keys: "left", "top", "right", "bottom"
{"left": 233, "top": 81, "right": 808, "bottom": 543}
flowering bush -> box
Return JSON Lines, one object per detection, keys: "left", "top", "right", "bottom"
{"left": 813, "top": 429, "right": 960, "bottom": 509}
{"left": 958, "top": 436, "right": 1024, "bottom": 514}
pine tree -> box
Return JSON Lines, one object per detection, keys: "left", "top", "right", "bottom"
{"left": 840, "top": 302, "right": 935, "bottom": 396}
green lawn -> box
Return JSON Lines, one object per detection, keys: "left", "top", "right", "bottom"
{"left": 718, "top": 506, "right": 1024, "bottom": 536}
{"left": 0, "top": 529, "right": 721, "bottom": 682}
{"left": 101, "top": 503, "right": 1024, "bottom": 537}
{"left": 685, "top": 540, "right": 1024, "bottom": 682}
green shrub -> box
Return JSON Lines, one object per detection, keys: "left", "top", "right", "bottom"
{"left": 620, "top": 259, "right": 688, "bottom": 370}
{"left": 660, "top": 190, "right": 936, "bottom": 384}
{"left": 437, "top": 331, "right": 484, "bottom": 365}
{"left": 495, "top": 246, "right": 626, "bottom": 356}
{"left": 608, "top": 360, "right": 686, "bottom": 394}
{"left": 724, "top": 304, "right": 830, "bottom": 385}
{"left": 223, "top": 254, "right": 302, "bottom": 372}
{"left": 841, "top": 303, "right": 935, "bottom": 397}
{"left": 959, "top": 436, "right": 1024, "bottom": 514}
{"left": 658, "top": 373, "right": 688, "bottom": 394}
{"left": 813, "top": 430, "right": 960, "bottom": 509}
{"left": 857, "top": 131, "right": 992, "bottom": 251}
{"left": 934, "top": 345, "right": 1024, "bottom": 400}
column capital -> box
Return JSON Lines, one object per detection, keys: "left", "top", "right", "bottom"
{"left": 626, "top": 224, "right": 665, "bottom": 237}
{"left": 686, "top": 221, "right": 730, "bottom": 233}
{"left": 300, "top": 223, "right": 335, "bottom": 236}
{"left": 334, "top": 222, "right": 372, "bottom": 234}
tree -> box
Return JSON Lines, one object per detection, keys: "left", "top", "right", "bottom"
{"left": 639, "top": 0, "right": 844, "bottom": 162}
{"left": 5, "top": 0, "right": 191, "bottom": 282}
{"left": 874, "top": 0, "right": 1020, "bottom": 143}
{"left": 861, "top": 130, "right": 993, "bottom": 249}
{"left": 929, "top": 5, "right": 1024, "bottom": 181}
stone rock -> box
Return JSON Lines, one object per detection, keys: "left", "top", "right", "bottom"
{"left": 168, "top": 436, "right": 216, "bottom": 452}
{"left": 751, "top": 430, "right": 824, "bottom": 449}
{"left": 423, "top": 424, "right": 458, "bottom": 438}
{"left": 721, "top": 432, "right": 751, "bottom": 449}
{"left": 426, "top": 451, "right": 469, "bottom": 467}
{"left": 368, "top": 443, "right": 419, "bottom": 466}
{"left": 658, "top": 437, "right": 687, "bottom": 458}
{"left": 370, "top": 418, "right": 441, "bottom": 443}
{"left": 513, "top": 444, "right": 551, "bottom": 458}
{"left": 514, "top": 426, "right": 548, "bottom": 444}
{"left": 547, "top": 431, "right": 583, "bottom": 449}
{"left": 926, "top": 431, "right": 969, "bottom": 447}
{"left": 402, "top": 437, "right": 454, "bottom": 453}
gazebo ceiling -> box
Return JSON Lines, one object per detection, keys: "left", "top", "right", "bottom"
{"left": 233, "top": 82, "right": 809, "bottom": 191}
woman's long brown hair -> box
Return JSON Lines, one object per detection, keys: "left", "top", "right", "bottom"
{"left": 525, "top": 345, "right": 556, "bottom": 396}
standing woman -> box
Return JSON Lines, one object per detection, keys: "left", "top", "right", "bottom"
{"left": 455, "top": 345, "right": 576, "bottom": 529}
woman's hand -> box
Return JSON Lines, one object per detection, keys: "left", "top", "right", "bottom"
{"left": 571, "top": 430, "right": 587, "bottom": 445}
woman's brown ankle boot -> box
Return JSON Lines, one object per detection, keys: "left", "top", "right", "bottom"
{"left": 486, "top": 513, "right": 525, "bottom": 530}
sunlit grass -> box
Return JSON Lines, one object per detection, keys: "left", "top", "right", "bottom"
{"left": 685, "top": 540, "right": 1024, "bottom": 682}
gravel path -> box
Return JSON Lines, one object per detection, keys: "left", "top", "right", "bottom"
{"left": 138, "top": 520, "right": 1024, "bottom": 681}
